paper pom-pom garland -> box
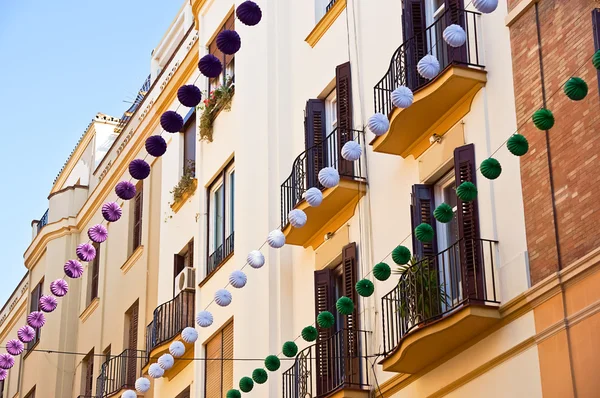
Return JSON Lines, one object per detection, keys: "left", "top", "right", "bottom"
{"left": 239, "top": 376, "right": 255, "bottom": 393}
{"left": 456, "top": 181, "right": 478, "bottom": 202}
{"left": 336, "top": 296, "right": 355, "bottom": 316}
{"left": 305, "top": 187, "right": 323, "bottom": 207}
{"left": 158, "top": 353, "right": 175, "bottom": 370}
{"left": 417, "top": 54, "right": 440, "bottom": 79}
{"left": 480, "top": 158, "right": 502, "bottom": 180}
{"left": 64, "top": 259, "right": 84, "bottom": 279}
{"left": 177, "top": 84, "right": 202, "bottom": 107}
{"left": 443, "top": 24, "right": 466, "bottom": 47}
{"left": 267, "top": 229, "right": 285, "bottom": 248}
{"left": 391, "top": 245, "right": 411, "bottom": 265}
{"left": 39, "top": 295, "right": 58, "bottom": 313}
{"left": 282, "top": 341, "right": 298, "bottom": 358}
{"left": 135, "top": 377, "right": 151, "bottom": 393}
{"left": 102, "top": 202, "right": 122, "bottom": 222}
{"left": 145, "top": 135, "right": 168, "bottom": 158}
{"left": 199, "top": 54, "right": 223, "bottom": 79}
{"left": 0, "top": 369, "right": 7, "bottom": 381}
{"left": 6, "top": 339, "right": 24, "bottom": 356}
{"left": 236, "top": 1, "right": 262, "bottom": 26}
{"left": 18, "top": 325, "right": 36, "bottom": 343}
{"left": 532, "top": 108, "right": 554, "bottom": 130}
{"left": 50, "top": 279, "right": 69, "bottom": 297}
{"left": 507, "top": 134, "right": 529, "bottom": 156}
{"left": 229, "top": 270, "right": 247, "bottom": 288}
{"left": 318, "top": 167, "right": 340, "bottom": 188}
{"left": 473, "top": 0, "right": 498, "bottom": 13}
{"left": 227, "top": 390, "right": 242, "bottom": 398}
{"left": 373, "top": 262, "right": 391, "bottom": 281}
{"left": 264, "top": 355, "right": 281, "bottom": 371}
{"left": 181, "top": 327, "right": 199, "bottom": 343}
{"left": 148, "top": 363, "right": 165, "bottom": 378}
{"left": 252, "top": 368, "right": 268, "bottom": 384}
{"left": 341, "top": 140, "right": 362, "bottom": 161}
{"left": 76, "top": 243, "right": 96, "bottom": 262}
{"left": 169, "top": 341, "right": 186, "bottom": 357}
{"left": 115, "top": 181, "right": 136, "bottom": 200}
{"left": 196, "top": 311, "right": 214, "bottom": 328}
{"left": 88, "top": 224, "right": 108, "bottom": 243}
{"left": 593, "top": 50, "right": 600, "bottom": 70}
{"left": 215, "top": 289, "right": 233, "bottom": 307}
{"left": 301, "top": 326, "right": 318, "bottom": 342}
{"left": 27, "top": 311, "right": 46, "bottom": 329}
{"left": 217, "top": 30, "right": 242, "bottom": 55}
{"left": 160, "top": 110, "right": 184, "bottom": 133}
{"left": 434, "top": 203, "right": 454, "bottom": 223}
{"left": 368, "top": 113, "right": 389, "bottom": 136}
{"left": 0, "top": 354, "right": 14, "bottom": 370}
{"left": 288, "top": 209, "right": 307, "bottom": 228}
{"left": 129, "top": 159, "right": 151, "bottom": 180}
{"left": 391, "top": 86, "right": 414, "bottom": 108}
{"left": 122, "top": 390, "right": 137, "bottom": 398}
{"left": 564, "top": 77, "right": 588, "bottom": 101}
{"left": 355, "top": 279, "right": 374, "bottom": 297}
{"left": 415, "top": 223, "right": 435, "bottom": 243}
{"left": 317, "top": 311, "right": 335, "bottom": 329}
{"left": 247, "top": 250, "right": 265, "bottom": 268}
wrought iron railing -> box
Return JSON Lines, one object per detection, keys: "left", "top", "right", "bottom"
{"left": 37, "top": 209, "right": 49, "bottom": 232}
{"left": 207, "top": 232, "right": 235, "bottom": 276}
{"left": 283, "top": 329, "right": 370, "bottom": 398}
{"left": 280, "top": 128, "right": 366, "bottom": 227}
{"left": 96, "top": 349, "right": 145, "bottom": 397}
{"left": 373, "top": 8, "right": 483, "bottom": 116}
{"left": 325, "top": 0, "right": 338, "bottom": 13}
{"left": 381, "top": 238, "right": 499, "bottom": 355}
{"left": 115, "top": 75, "right": 151, "bottom": 134}
{"left": 145, "top": 290, "right": 195, "bottom": 366}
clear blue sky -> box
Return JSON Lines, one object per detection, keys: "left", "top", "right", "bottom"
{"left": 0, "top": 0, "right": 183, "bottom": 304}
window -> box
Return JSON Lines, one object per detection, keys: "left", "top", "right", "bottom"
{"left": 130, "top": 182, "right": 143, "bottom": 254}
{"left": 208, "top": 12, "right": 235, "bottom": 93}
{"left": 182, "top": 109, "right": 196, "bottom": 177}
{"left": 87, "top": 242, "right": 100, "bottom": 306}
{"left": 174, "top": 239, "right": 194, "bottom": 297}
{"left": 24, "top": 387, "right": 35, "bottom": 398}
{"left": 81, "top": 349, "right": 94, "bottom": 396}
{"left": 28, "top": 280, "right": 43, "bottom": 351}
{"left": 315, "top": 0, "right": 337, "bottom": 22}
{"left": 0, "top": 379, "right": 4, "bottom": 397}
{"left": 204, "top": 321, "right": 233, "bottom": 398}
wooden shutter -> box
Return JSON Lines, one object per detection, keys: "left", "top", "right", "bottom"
{"left": 314, "top": 268, "right": 334, "bottom": 395}
{"left": 127, "top": 302, "right": 139, "bottom": 387}
{"left": 224, "top": 13, "right": 235, "bottom": 67}
{"left": 133, "top": 183, "right": 143, "bottom": 252}
{"left": 336, "top": 62, "right": 354, "bottom": 177}
{"left": 90, "top": 243, "right": 100, "bottom": 303}
{"left": 402, "top": 0, "right": 427, "bottom": 89}
{"left": 184, "top": 117, "right": 196, "bottom": 170}
{"left": 205, "top": 331, "right": 223, "bottom": 398}
{"left": 593, "top": 9, "right": 600, "bottom": 94}
{"left": 304, "top": 99, "right": 327, "bottom": 189}
{"left": 410, "top": 185, "right": 438, "bottom": 260}
{"left": 445, "top": 0, "right": 467, "bottom": 64}
{"left": 454, "top": 144, "right": 483, "bottom": 299}
{"left": 187, "top": 240, "right": 194, "bottom": 268}
{"left": 84, "top": 351, "right": 94, "bottom": 395}
{"left": 28, "top": 282, "right": 42, "bottom": 349}
{"left": 341, "top": 243, "right": 360, "bottom": 386}
{"left": 221, "top": 322, "right": 234, "bottom": 396}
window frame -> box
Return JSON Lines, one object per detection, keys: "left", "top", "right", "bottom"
{"left": 82, "top": 349, "right": 95, "bottom": 396}
{"left": 87, "top": 242, "right": 100, "bottom": 306}
{"left": 130, "top": 181, "right": 143, "bottom": 255}
{"left": 24, "top": 386, "right": 35, "bottom": 398}
{"left": 207, "top": 11, "right": 236, "bottom": 93}
{"left": 181, "top": 108, "right": 197, "bottom": 178}
{"left": 26, "top": 280, "right": 43, "bottom": 353}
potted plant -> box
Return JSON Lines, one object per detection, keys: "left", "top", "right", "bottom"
{"left": 170, "top": 160, "right": 197, "bottom": 212}
{"left": 198, "top": 76, "right": 235, "bottom": 142}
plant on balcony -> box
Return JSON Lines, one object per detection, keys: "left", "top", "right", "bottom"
{"left": 170, "top": 160, "right": 196, "bottom": 204}
{"left": 198, "top": 76, "right": 234, "bottom": 142}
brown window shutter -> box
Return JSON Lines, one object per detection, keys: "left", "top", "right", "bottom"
{"left": 184, "top": 116, "right": 197, "bottom": 170}
{"left": 314, "top": 268, "right": 334, "bottom": 395}
{"left": 410, "top": 185, "right": 438, "bottom": 260}
{"left": 593, "top": 9, "right": 600, "bottom": 93}
{"left": 341, "top": 242, "right": 361, "bottom": 386}
{"left": 305, "top": 99, "right": 327, "bottom": 189}
{"left": 221, "top": 322, "right": 234, "bottom": 395}
{"left": 224, "top": 13, "right": 235, "bottom": 67}
{"left": 454, "top": 143, "right": 483, "bottom": 298}
{"left": 133, "top": 183, "right": 143, "bottom": 251}
{"left": 90, "top": 243, "right": 100, "bottom": 303}
{"left": 335, "top": 62, "right": 354, "bottom": 177}
{"left": 187, "top": 240, "right": 194, "bottom": 268}
{"left": 402, "top": 0, "right": 427, "bottom": 89}
{"left": 28, "top": 282, "right": 42, "bottom": 349}
{"left": 445, "top": 0, "right": 467, "bottom": 63}
{"left": 84, "top": 351, "right": 94, "bottom": 395}
{"left": 127, "top": 302, "right": 139, "bottom": 387}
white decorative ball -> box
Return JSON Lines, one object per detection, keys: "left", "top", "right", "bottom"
{"left": 196, "top": 310, "right": 213, "bottom": 328}
{"left": 215, "top": 289, "right": 232, "bottom": 307}
{"left": 229, "top": 270, "right": 247, "bottom": 288}
{"left": 158, "top": 353, "right": 175, "bottom": 370}
{"left": 368, "top": 113, "right": 389, "bottom": 136}
{"left": 443, "top": 24, "right": 466, "bottom": 48}
{"left": 267, "top": 229, "right": 285, "bottom": 248}
{"left": 305, "top": 187, "right": 323, "bottom": 207}
{"left": 341, "top": 141, "right": 362, "bottom": 162}
{"left": 148, "top": 363, "right": 165, "bottom": 378}
{"left": 318, "top": 167, "right": 340, "bottom": 188}
{"left": 123, "top": 390, "right": 137, "bottom": 398}
{"left": 391, "top": 86, "right": 414, "bottom": 108}
{"left": 288, "top": 209, "right": 307, "bottom": 228}
{"left": 181, "top": 327, "right": 198, "bottom": 343}
{"left": 169, "top": 341, "right": 186, "bottom": 357}
{"left": 417, "top": 54, "right": 440, "bottom": 79}
{"left": 247, "top": 250, "right": 265, "bottom": 268}
{"left": 135, "top": 377, "right": 151, "bottom": 393}
{"left": 473, "top": 0, "right": 498, "bottom": 13}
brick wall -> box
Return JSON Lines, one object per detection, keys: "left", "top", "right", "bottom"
{"left": 509, "top": 0, "right": 600, "bottom": 284}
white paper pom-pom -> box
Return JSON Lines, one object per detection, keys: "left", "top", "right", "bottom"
{"left": 267, "top": 229, "right": 285, "bottom": 248}
{"left": 288, "top": 209, "right": 307, "bottom": 228}
{"left": 158, "top": 353, "right": 175, "bottom": 370}
{"left": 181, "top": 327, "right": 198, "bottom": 343}
{"left": 417, "top": 54, "right": 440, "bottom": 79}
{"left": 148, "top": 363, "right": 165, "bottom": 378}
{"left": 341, "top": 141, "right": 362, "bottom": 162}
{"left": 196, "top": 310, "right": 213, "bottom": 328}
{"left": 473, "top": 0, "right": 498, "bottom": 13}
{"left": 123, "top": 390, "right": 137, "bottom": 398}
{"left": 318, "top": 167, "right": 340, "bottom": 188}
{"left": 368, "top": 113, "right": 389, "bottom": 136}
{"left": 169, "top": 341, "right": 186, "bottom": 357}
{"left": 247, "top": 250, "right": 265, "bottom": 268}
{"left": 443, "top": 24, "right": 466, "bottom": 48}
{"left": 229, "top": 270, "right": 247, "bottom": 288}
{"left": 305, "top": 187, "right": 323, "bottom": 207}
{"left": 391, "top": 86, "right": 414, "bottom": 108}
{"left": 135, "top": 377, "right": 151, "bottom": 393}
{"left": 215, "top": 289, "right": 233, "bottom": 307}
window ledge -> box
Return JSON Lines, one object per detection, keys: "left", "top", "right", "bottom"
{"left": 23, "top": 341, "right": 39, "bottom": 359}
{"left": 199, "top": 252, "right": 234, "bottom": 288}
{"left": 305, "top": 0, "right": 347, "bottom": 47}
{"left": 170, "top": 178, "right": 198, "bottom": 213}
{"left": 79, "top": 297, "right": 100, "bottom": 323}
{"left": 121, "top": 245, "right": 144, "bottom": 274}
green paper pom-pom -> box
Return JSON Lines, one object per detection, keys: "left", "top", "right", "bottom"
{"left": 264, "top": 355, "right": 281, "bottom": 372}
{"left": 532, "top": 108, "right": 554, "bottom": 130}
{"left": 434, "top": 203, "right": 454, "bottom": 223}
{"left": 415, "top": 223, "right": 434, "bottom": 243}
{"left": 301, "top": 326, "right": 318, "bottom": 342}
{"left": 252, "top": 368, "right": 268, "bottom": 384}
{"left": 564, "top": 77, "right": 588, "bottom": 101}
{"left": 456, "top": 181, "right": 478, "bottom": 202}
{"left": 392, "top": 245, "right": 411, "bottom": 265}
{"left": 593, "top": 50, "right": 600, "bottom": 70}
{"left": 239, "top": 377, "right": 254, "bottom": 393}
{"left": 317, "top": 311, "right": 335, "bottom": 329}
{"left": 336, "top": 296, "right": 355, "bottom": 315}
{"left": 227, "top": 389, "right": 242, "bottom": 398}
{"left": 282, "top": 341, "right": 298, "bottom": 358}
{"left": 356, "top": 279, "right": 375, "bottom": 297}
{"left": 373, "top": 262, "right": 391, "bottom": 281}
{"left": 507, "top": 134, "right": 529, "bottom": 156}
{"left": 480, "top": 158, "right": 502, "bottom": 180}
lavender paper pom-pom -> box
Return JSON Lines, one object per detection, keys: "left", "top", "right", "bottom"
{"left": 17, "top": 325, "right": 36, "bottom": 343}
{"left": 217, "top": 30, "right": 241, "bottom": 55}
{"left": 88, "top": 224, "right": 108, "bottom": 243}
{"left": 145, "top": 135, "right": 168, "bottom": 158}
{"left": 115, "top": 181, "right": 136, "bottom": 200}
{"left": 50, "top": 279, "right": 69, "bottom": 297}
{"left": 27, "top": 311, "right": 46, "bottom": 329}
{"left": 177, "top": 85, "right": 202, "bottom": 107}
{"left": 0, "top": 369, "right": 7, "bottom": 381}
{"left": 160, "top": 110, "right": 184, "bottom": 133}
{"left": 6, "top": 339, "right": 24, "bottom": 356}
{"left": 129, "top": 159, "right": 151, "bottom": 180}
{"left": 0, "top": 354, "right": 14, "bottom": 370}
{"left": 236, "top": 1, "right": 262, "bottom": 26}
{"left": 64, "top": 259, "right": 84, "bottom": 278}
{"left": 198, "top": 54, "right": 223, "bottom": 79}
{"left": 39, "top": 295, "right": 58, "bottom": 313}
{"left": 102, "top": 202, "right": 122, "bottom": 222}
{"left": 76, "top": 243, "right": 96, "bottom": 262}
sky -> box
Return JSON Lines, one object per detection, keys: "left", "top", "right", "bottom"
{"left": 0, "top": 0, "right": 184, "bottom": 305}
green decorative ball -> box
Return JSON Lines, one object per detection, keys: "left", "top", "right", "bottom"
{"left": 456, "top": 181, "right": 478, "bottom": 202}
{"left": 239, "top": 377, "right": 254, "bottom": 393}
{"left": 507, "top": 134, "right": 529, "bottom": 156}
{"left": 415, "top": 223, "right": 434, "bottom": 243}
{"left": 564, "top": 77, "right": 588, "bottom": 101}
{"left": 264, "top": 355, "right": 281, "bottom": 372}
{"left": 593, "top": 50, "right": 600, "bottom": 70}
{"left": 252, "top": 368, "right": 268, "bottom": 384}
{"left": 356, "top": 279, "right": 374, "bottom": 297}
{"left": 282, "top": 341, "right": 298, "bottom": 358}
{"left": 336, "top": 296, "right": 355, "bottom": 315}
{"left": 373, "top": 262, "right": 391, "bottom": 281}
{"left": 301, "top": 326, "right": 318, "bottom": 342}
{"left": 227, "top": 389, "right": 242, "bottom": 398}
{"left": 392, "top": 245, "right": 411, "bottom": 265}
{"left": 532, "top": 108, "right": 554, "bottom": 130}
{"left": 317, "top": 311, "right": 335, "bottom": 329}
{"left": 480, "top": 158, "right": 502, "bottom": 180}
{"left": 434, "top": 203, "right": 454, "bottom": 223}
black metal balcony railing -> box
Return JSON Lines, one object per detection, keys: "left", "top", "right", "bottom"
{"left": 280, "top": 128, "right": 366, "bottom": 227}
{"left": 37, "top": 209, "right": 49, "bottom": 232}
{"left": 381, "top": 238, "right": 499, "bottom": 355}
{"left": 145, "top": 290, "right": 195, "bottom": 366}
{"left": 207, "top": 232, "right": 235, "bottom": 276}
{"left": 115, "top": 75, "right": 151, "bottom": 134}
{"left": 283, "top": 329, "right": 370, "bottom": 398}
{"left": 96, "top": 349, "right": 145, "bottom": 397}
{"left": 325, "top": 0, "right": 338, "bottom": 13}
{"left": 373, "top": 8, "right": 483, "bottom": 116}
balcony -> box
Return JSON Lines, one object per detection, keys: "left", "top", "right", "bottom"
{"left": 380, "top": 238, "right": 500, "bottom": 374}
{"left": 283, "top": 329, "right": 370, "bottom": 398}
{"left": 96, "top": 349, "right": 145, "bottom": 397}
{"left": 372, "top": 9, "right": 486, "bottom": 158}
{"left": 281, "top": 128, "right": 366, "bottom": 248}
{"left": 205, "top": 232, "right": 234, "bottom": 280}
{"left": 143, "top": 290, "right": 195, "bottom": 377}
{"left": 36, "top": 209, "right": 49, "bottom": 232}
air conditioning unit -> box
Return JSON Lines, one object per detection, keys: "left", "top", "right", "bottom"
{"left": 174, "top": 267, "right": 196, "bottom": 295}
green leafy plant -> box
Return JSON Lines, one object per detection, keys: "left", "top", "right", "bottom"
{"left": 171, "top": 160, "right": 196, "bottom": 204}
{"left": 198, "top": 76, "right": 235, "bottom": 142}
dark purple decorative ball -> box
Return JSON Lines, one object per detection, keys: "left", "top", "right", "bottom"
{"left": 64, "top": 259, "right": 84, "bottom": 278}
{"left": 102, "top": 202, "right": 122, "bottom": 222}
{"left": 145, "top": 135, "right": 168, "bottom": 157}
{"left": 115, "top": 181, "right": 137, "bottom": 200}
{"left": 17, "top": 325, "right": 35, "bottom": 343}
{"left": 39, "top": 295, "right": 58, "bottom": 313}
{"left": 76, "top": 243, "right": 96, "bottom": 262}
{"left": 6, "top": 339, "right": 24, "bottom": 356}
{"left": 27, "top": 311, "right": 46, "bottom": 329}
{"left": 129, "top": 159, "right": 151, "bottom": 180}
{"left": 88, "top": 224, "right": 108, "bottom": 243}
{"left": 177, "top": 85, "right": 202, "bottom": 107}
{"left": 216, "top": 30, "right": 242, "bottom": 55}
{"left": 198, "top": 54, "right": 223, "bottom": 79}
{"left": 0, "top": 354, "right": 14, "bottom": 370}
{"left": 236, "top": 1, "right": 262, "bottom": 26}
{"left": 50, "top": 279, "right": 69, "bottom": 297}
{"left": 160, "top": 110, "right": 184, "bottom": 133}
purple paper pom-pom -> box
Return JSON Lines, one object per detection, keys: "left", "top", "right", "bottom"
{"left": 115, "top": 181, "right": 136, "bottom": 200}
{"left": 0, "top": 369, "right": 6, "bottom": 381}
{"left": 236, "top": 1, "right": 262, "bottom": 26}
{"left": 177, "top": 85, "right": 202, "bottom": 107}
{"left": 198, "top": 54, "right": 223, "bottom": 79}
{"left": 50, "top": 279, "right": 69, "bottom": 297}
{"left": 160, "top": 110, "right": 184, "bottom": 133}
{"left": 102, "top": 202, "right": 122, "bottom": 222}
{"left": 88, "top": 224, "right": 108, "bottom": 243}
{"left": 129, "top": 159, "right": 151, "bottom": 180}
{"left": 18, "top": 325, "right": 35, "bottom": 343}
{"left": 216, "top": 30, "right": 241, "bottom": 55}
{"left": 64, "top": 259, "right": 84, "bottom": 278}
{"left": 145, "top": 135, "right": 167, "bottom": 157}
{"left": 76, "top": 243, "right": 96, "bottom": 262}
{"left": 27, "top": 311, "right": 46, "bottom": 329}
{"left": 39, "top": 295, "right": 58, "bottom": 313}
{"left": 6, "top": 339, "right": 24, "bottom": 356}
{"left": 0, "top": 354, "right": 14, "bottom": 370}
